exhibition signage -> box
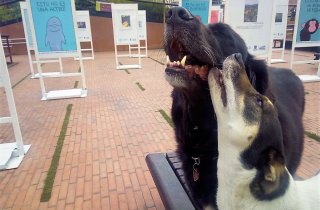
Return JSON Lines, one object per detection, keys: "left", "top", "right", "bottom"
{"left": 112, "top": 4, "right": 139, "bottom": 45}
{"left": 28, "top": 0, "right": 78, "bottom": 57}
{"left": 224, "top": 0, "right": 275, "bottom": 57}
{"left": 138, "top": 10, "right": 147, "bottom": 40}
{"left": 76, "top": 10, "right": 94, "bottom": 60}
{"left": 129, "top": 10, "right": 148, "bottom": 58}
{"left": 76, "top": 10, "right": 92, "bottom": 42}
{"left": 26, "top": 0, "right": 88, "bottom": 100}
{"left": 0, "top": 39, "right": 31, "bottom": 170}
{"left": 179, "top": 0, "right": 212, "bottom": 24}
{"left": 273, "top": 0, "right": 289, "bottom": 44}
{"left": 112, "top": 3, "right": 141, "bottom": 69}
{"left": 296, "top": 0, "right": 320, "bottom": 45}
{"left": 20, "top": 2, "right": 34, "bottom": 49}
{"left": 20, "top": 1, "right": 63, "bottom": 78}
{"left": 290, "top": 0, "right": 320, "bottom": 82}
{"left": 270, "top": 0, "right": 289, "bottom": 64}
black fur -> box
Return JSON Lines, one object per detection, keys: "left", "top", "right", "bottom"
{"left": 164, "top": 7, "right": 304, "bottom": 209}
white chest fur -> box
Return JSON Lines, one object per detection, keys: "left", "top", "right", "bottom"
{"left": 216, "top": 135, "right": 320, "bottom": 210}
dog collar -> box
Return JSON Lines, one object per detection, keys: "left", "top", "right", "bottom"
{"left": 192, "top": 157, "right": 200, "bottom": 182}
{"left": 191, "top": 155, "right": 218, "bottom": 182}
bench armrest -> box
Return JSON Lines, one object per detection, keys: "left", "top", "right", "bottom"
{"left": 146, "top": 153, "right": 195, "bottom": 210}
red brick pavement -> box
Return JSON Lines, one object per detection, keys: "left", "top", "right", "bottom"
{"left": 0, "top": 50, "right": 319, "bottom": 209}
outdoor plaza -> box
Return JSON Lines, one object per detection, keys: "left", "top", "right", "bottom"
{"left": 0, "top": 49, "right": 319, "bottom": 209}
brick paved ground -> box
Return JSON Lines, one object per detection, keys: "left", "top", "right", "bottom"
{"left": 0, "top": 49, "right": 319, "bottom": 209}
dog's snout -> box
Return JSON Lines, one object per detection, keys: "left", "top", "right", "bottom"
{"left": 234, "top": 53, "right": 244, "bottom": 65}
{"left": 167, "top": 6, "right": 193, "bottom": 22}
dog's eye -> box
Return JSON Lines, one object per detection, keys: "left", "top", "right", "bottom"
{"left": 214, "top": 63, "right": 223, "bottom": 70}
{"left": 256, "top": 97, "right": 263, "bottom": 107}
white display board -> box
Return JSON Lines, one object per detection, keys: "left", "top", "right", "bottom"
{"left": 20, "top": 2, "right": 34, "bottom": 49}
{"left": 76, "top": 11, "right": 92, "bottom": 42}
{"left": 225, "top": 0, "right": 276, "bottom": 58}
{"left": 20, "top": 1, "right": 62, "bottom": 79}
{"left": 138, "top": 11, "right": 147, "bottom": 40}
{"left": 76, "top": 10, "right": 94, "bottom": 60}
{"left": 290, "top": 0, "right": 320, "bottom": 82}
{"left": 20, "top": 1, "right": 36, "bottom": 77}
{"left": 26, "top": 0, "right": 87, "bottom": 100}
{"left": 273, "top": 0, "right": 288, "bottom": 41}
{"left": 27, "top": 0, "right": 80, "bottom": 58}
{"left": 270, "top": 0, "right": 289, "bottom": 64}
{"left": 0, "top": 39, "right": 31, "bottom": 170}
{"left": 129, "top": 10, "right": 148, "bottom": 58}
{"left": 112, "top": 4, "right": 139, "bottom": 45}
{"left": 112, "top": 3, "right": 141, "bottom": 69}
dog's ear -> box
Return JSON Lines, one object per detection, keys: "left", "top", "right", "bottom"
{"left": 250, "top": 149, "right": 289, "bottom": 200}
{"left": 263, "top": 149, "right": 285, "bottom": 184}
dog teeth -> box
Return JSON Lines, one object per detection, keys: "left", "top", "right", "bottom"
{"left": 181, "top": 56, "right": 186, "bottom": 67}
{"left": 166, "top": 55, "right": 187, "bottom": 68}
{"left": 166, "top": 55, "right": 171, "bottom": 66}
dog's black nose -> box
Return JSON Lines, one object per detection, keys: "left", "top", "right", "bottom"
{"left": 234, "top": 53, "right": 244, "bottom": 65}
{"left": 167, "top": 6, "right": 193, "bottom": 22}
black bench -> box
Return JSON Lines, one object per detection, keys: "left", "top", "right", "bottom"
{"left": 146, "top": 152, "right": 198, "bottom": 210}
{"left": 1, "top": 34, "right": 13, "bottom": 64}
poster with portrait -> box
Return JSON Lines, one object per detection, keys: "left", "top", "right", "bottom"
{"left": 111, "top": 4, "right": 139, "bottom": 45}
{"left": 27, "top": 0, "right": 78, "bottom": 57}
{"left": 76, "top": 10, "right": 92, "bottom": 42}
{"left": 296, "top": 0, "right": 320, "bottom": 43}
{"left": 179, "top": 0, "right": 212, "bottom": 24}
{"left": 20, "top": 2, "right": 34, "bottom": 49}
{"left": 138, "top": 10, "right": 147, "bottom": 40}
{"left": 225, "top": 0, "right": 275, "bottom": 56}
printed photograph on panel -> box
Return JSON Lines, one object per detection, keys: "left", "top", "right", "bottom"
{"left": 244, "top": 0, "right": 259, "bottom": 22}
{"left": 121, "top": 15, "right": 131, "bottom": 28}
{"left": 275, "top": 13, "right": 283, "bottom": 23}
{"left": 77, "top": 21, "right": 86, "bottom": 29}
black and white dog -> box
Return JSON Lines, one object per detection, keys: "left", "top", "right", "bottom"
{"left": 164, "top": 6, "right": 304, "bottom": 209}
{"left": 208, "top": 53, "right": 319, "bottom": 210}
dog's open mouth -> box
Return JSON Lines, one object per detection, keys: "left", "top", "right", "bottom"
{"left": 165, "top": 39, "right": 210, "bottom": 81}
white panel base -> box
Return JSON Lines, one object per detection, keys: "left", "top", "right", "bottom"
{"left": 116, "top": 65, "right": 141, "bottom": 70}
{"left": 271, "top": 59, "right": 286, "bottom": 64}
{"left": 33, "top": 72, "right": 62, "bottom": 79}
{"left": 74, "top": 56, "right": 93, "bottom": 61}
{"left": 298, "top": 75, "right": 320, "bottom": 83}
{"left": 0, "top": 143, "right": 31, "bottom": 170}
{"left": 129, "top": 54, "right": 147, "bottom": 58}
{"left": 42, "top": 89, "right": 87, "bottom": 100}
{"left": 34, "top": 72, "right": 82, "bottom": 79}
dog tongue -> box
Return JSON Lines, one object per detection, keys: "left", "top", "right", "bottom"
{"left": 185, "top": 65, "right": 208, "bottom": 80}
{"left": 166, "top": 61, "right": 209, "bottom": 80}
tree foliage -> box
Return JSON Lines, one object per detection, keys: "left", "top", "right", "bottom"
{"left": 0, "top": 1, "right": 21, "bottom": 26}
{"left": 0, "top": 0, "right": 166, "bottom": 27}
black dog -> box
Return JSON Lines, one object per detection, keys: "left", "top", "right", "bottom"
{"left": 164, "top": 7, "right": 304, "bottom": 210}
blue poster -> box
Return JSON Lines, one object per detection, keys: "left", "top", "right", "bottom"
{"left": 182, "top": 0, "right": 210, "bottom": 24}
{"left": 296, "top": 0, "right": 320, "bottom": 42}
{"left": 23, "top": 8, "right": 34, "bottom": 48}
{"left": 29, "top": 0, "right": 77, "bottom": 53}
